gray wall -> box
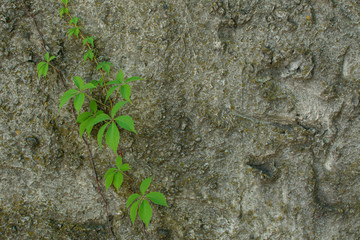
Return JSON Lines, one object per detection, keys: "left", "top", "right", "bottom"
{"left": 1, "top": 0, "right": 359, "bottom": 239}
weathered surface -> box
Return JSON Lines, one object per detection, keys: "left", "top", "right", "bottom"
{"left": 1, "top": 0, "right": 359, "bottom": 239}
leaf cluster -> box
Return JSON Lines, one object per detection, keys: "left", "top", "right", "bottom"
{"left": 37, "top": 52, "right": 56, "bottom": 79}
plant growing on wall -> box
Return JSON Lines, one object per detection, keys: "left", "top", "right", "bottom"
{"left": 31, "top": 0, "right": 167, "bottom": 237}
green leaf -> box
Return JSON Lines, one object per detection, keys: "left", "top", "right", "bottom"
{"left": 96, "top": 61, "right": 113, "bottom": 75}
{"left": 98, "top": 122, "right": 110, "bottom": 149}
{"left": 73, "top": 92, "right": 85, "bottom": 114}
{"left": 37, "top": 62, "right": 47, "bottom": 79}
{"left": 83, "top": 37, "right": 94, "bottom": 47}
{"left": 59, "top": 7, "right": 69, "bottom": 17}
{"left": 42, "top": 64, "right": 49, "bottom": 77}
{"left": 115, "top": 155, "right": 122, "bottom": 169}
{"left": 105, "top": 171, "right": 116, "bottom": 191}
{"left": 105, "top": 86, "right": 118, "bottom": 102}
{"left": 139, "top": 199, "right": 152, "bottom": 228}
{"left": 146, "top": 192, "right": 168, "bottom": 207}
{"left": 76, "top": 112, "right": 92, "bottom": 123}
{"left": 120, "top": 84, "right": 131, "bottom": 102}
{"left": 44, "top": 52, "right": 49, "bottom": 62}
{"left": 124, "top": 76, "right": 143, "bottom": 84}
{"left": 120, "top": 164, "right": 130, "bottom": 172}
{"left": 113, "top": 172, "right": 124, "bottom": 191}
{"left": 140, "top": 177, "right": 152, "bottom": 195}
{"left": 83, "top": 83, "right": 96, "bottom": 90}
{"left": 111, "top": 101, "right": 127, "bottom": 118}
{"left": 59, "top": 89, "right": 78, "bottom": 110}
{"left": 49, "top": 56, "right": 56, "bottom": 62}
{"left": 85, "top": 113, "right": 110, "bottom": 137}
{"left": 127, "top": 194, "right": 141, "bottom": 208}
{"left": 89, "top": 100, "right": 97, "bottom": 113}
{"left": 116, "top": 70, "right": 124, "bottom": 84}
{"left": 69, "top": 17, "right": 79, "bottom": 26}
{"left": 73, "top": 76, "right": 84, "bottom": 90}
{"left": 130, "top": 200, "right": 140, "bottom": 225}
{"left": 104, "top": 168, "right": 117, "bottom": 180}
{"left": 67, "top": 28, "right": 76, "bottom": 38}
{"left": 115, "top": 115, "right": 137, "bottom": 134}
{"left": 79, "top": 116, "right": 94, "bottom": 137}
{"left": 84, "top": 49, "right": 94, "bottom": 62}
{"left": 106, "top": 122, "right": 120, "bottom": 154}
{"left": 61, "top": 0, "right": 68, "bottom": 6}
{"left": 74, "top": 27, "right": 80, "bottom": 37}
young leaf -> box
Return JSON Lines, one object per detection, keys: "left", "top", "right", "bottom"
{"left": 73, "top": 92, "right": 85, "bottom": 114}
{"left": 61, "top": 0, "right": 68, "bottom": 6}
{"left": 105, "top": 122, "right": 120, "bottom": 154}
{"left": 140, "top": 177, "right": 152, "bottom": 195}
{"left": 59, "top": 89, "right": 78, "bottom": 110}
{"left": 37, "top": 62, "right": 47, "bottom": 79}
{"left": 111, "top": 101, "right": 127, "bottom": 118}
{"left": 83, "top": 37, "right": 94, "bottom": 47}
{"left": 105, "top": 171, "right": 116, "bottom": 191}
{"left": 44, "top": 52, "right": 50, "bottom": 62}
{"left": 146, "top": 192, "right": 168, "bottom": 207}
{"left": 98, "top": 122, "right": 110, "bottom": 149}
{"left": 73, "top": 76, "right": 84, "bottom": 90}
{"left": 127, "top": 194, "right": 141, "bottom": 208}
{"left": 104, "top": 168, "right": 117, "bottom": 180}
{"left": 113, "top": 172, "right": 124, "bottom": 191}
{"left": 69, "top": 17, "right": 79, "bottom": 26}
{"left": 116, "top": 69, "right": 124, "bottom": 84}
{"left": 139, "top": 199, "right": 152, "bottom": 228}
{"left": 97, "top": 61, "right": 113, "bottom": 75}
{"left": 120, "top": 84, "right": 131, "bottom": 102}
{"left": 89, "top": 100, "right": 97, "bottom": 113}
{"left": 85, "top": 113, "right": 110, "bottom": 137}
{"left": 74, "top": 27, "right": 80, "bottom": 37}
{"left": 124, "top": 76, "right": 143, "bottom": 84}
{"left": 76, "top": 112, "right": 92, "bottom": 123}
{"left": 49, "top": 56, "right": 56, "bottom": 62}
{"left": 115, "top": 115, "right": 137, "bottom": 133}
{"left": 105, "top": 86, "right": 118, "bottom": 102}
{"left": 84, "top": 49, "right": 94, "bottom": 62}
{"left": 116, "top": 155, "right": 122, "bottom": 169}
{"left": 130, "top": 200, "right": 140, "bottom": 225}
{"left": 120, "top": 164, "right": 130, "bottom": 172}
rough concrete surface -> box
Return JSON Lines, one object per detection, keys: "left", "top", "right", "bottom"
{"left": 1, "top": 0, "right": 359, "bottom": 239}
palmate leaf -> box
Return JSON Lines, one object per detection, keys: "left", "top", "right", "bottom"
{"left": 76, "top": 112, "right": 92, "bottom": 123}
{"left": 69, "top": 17, "right": 79, "bottom": 26}
{"left": 83, "top": 37, "right": 94, "bottom": 47}
{"left": 73, "top": 76, "right": 84, "bottom": 90}
{"left": 79, "top": 116, "right": 94, "bottom": 137}
{"left": 59, "top": 7, "right": 69, "bottom": 17}
{"left": 116, "top": 69, "right": 124, "bottom": 84}
{"left": 59, "top": 89, "right": 78, "bottom": 110}
{"left": 105, "top": 86, "right": 118, "bottom": 102}
{"left": 89, "top": 100, "right": 97, "bottom": 113}
{"left": 115, "top": 115, "right": 136, "bottom": 133}
{"left": 139, "top": 199, "right": 152, "bottom": 228}
{"left": 37, "top": 62, "right": 48, "bottom": 79}
{"left": 44, "top": 52, "right": 50, "bottom": 62}
{"left": 120, "top": 84, "right": 131, "bottom": 102}
{"left": 124, "top": 76, "right": 143, "bottom": 84}
{"left": 120, "top": 164, "right": 130, "bottom": 172}
{"left": 105, "top": 122, "right": 120, "bottom": 154}
{"left": 73, "top": 92, "right": 85, "bottom": 114}
{"left": 111, "top": 101, "right": 127, "bottom": 118}
{"left": 127, "top": 194, "right": 141, "bottom": 208}
{"left": 113, "top": 172, "right": 124, "bottom": 191}
{"left": 84, "top": 49, "right": 94, "bottom": 62}
{"left": 97, "top": 122, "right": 110, "bottom": 149}
{"left": 140, "top": 177, "right": 152, "bottom": 195}
{"left": 104, "top": 168, "right": 117, "bottom": 180}
{"left": 105, "top": 171, "right": 116, "bottom": 191}
{"left": 146, "top": 192, "right": 168, "bottom": 207}
{"left": 115, "top": 155, "right": 122, "bottom": 169}
{"left": 97, "top": 61, "right": 113, "bottom": 75}
{"left": 130, "top": 200, "right": 140, "bottom": 225}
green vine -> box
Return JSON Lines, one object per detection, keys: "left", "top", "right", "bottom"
{"left": 35, "top": 0, "right": 167, "bottom": 237}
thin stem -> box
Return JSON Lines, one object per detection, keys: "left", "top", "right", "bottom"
{"left": 25, "top": 1, "right": 115, "bottom": 238}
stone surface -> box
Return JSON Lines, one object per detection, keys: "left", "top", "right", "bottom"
{"left": 1, "top": 0, "right": 359, "bottom": 239}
